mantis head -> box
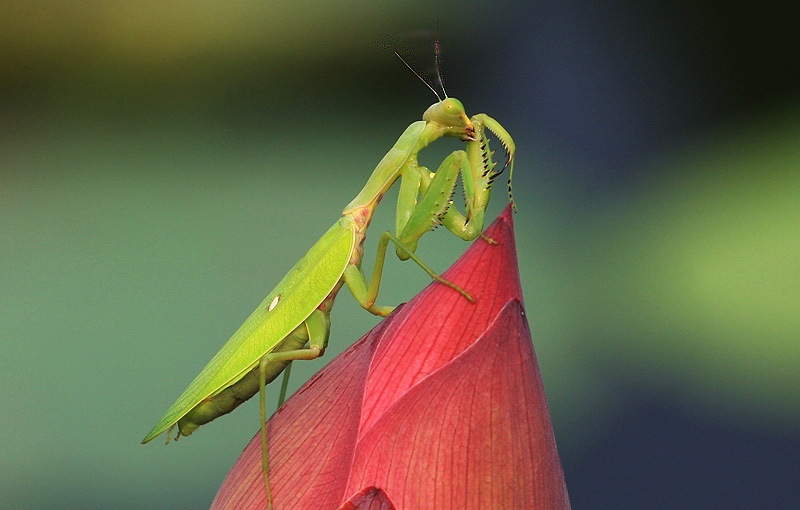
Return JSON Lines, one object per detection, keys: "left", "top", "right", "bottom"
{"left": 423, "top": 98, "right": 475, "bottom": 141}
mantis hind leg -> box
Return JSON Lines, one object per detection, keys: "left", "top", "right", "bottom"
{"left": 259, "top": 365, "right": 273, "bottom": 509}
{"left": 258, "top": 309, "right": 331, "bottom": 509}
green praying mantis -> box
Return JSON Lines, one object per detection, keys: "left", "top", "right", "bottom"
{"left": 142, "top": 54, "right": 515, "bottom": 508}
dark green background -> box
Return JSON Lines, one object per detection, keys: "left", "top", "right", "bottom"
{"left": 2, "top": 1, "right": 798, "bottom": 508}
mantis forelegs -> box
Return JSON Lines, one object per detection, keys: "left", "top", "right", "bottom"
{"left": 395, "top": 147, "right": 491, "bottom": 262}
{"left": 394, "top": 151, "right": 463, "bottom": 257}
{"left": 396, "top": 115, "right": 514, "bottom": 252}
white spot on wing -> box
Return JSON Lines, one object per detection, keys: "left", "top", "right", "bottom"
{"left": 268, "top": 295, "right": 280, "bottom": 312}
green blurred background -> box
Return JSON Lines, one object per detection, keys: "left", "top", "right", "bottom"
{"left": 2, "top": 1, "right": 798, "bottom": 508}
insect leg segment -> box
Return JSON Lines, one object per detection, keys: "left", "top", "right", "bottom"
{"left": 470, "top": 114, "right": 516, "bottom": 211}
{"left": 277, "top": 361, "right": 293, "bottom": 406}
{"left": 377, "top": 230, "right": 474, "bottom": 302}
{"left": 394, "top": 164, "right": 423, "bottom": 245}
{"left": 343, "top": 263, "right": 395, "bottom": 317}
{"left": 259, "top": 359, "right": 275, "bottom": 510}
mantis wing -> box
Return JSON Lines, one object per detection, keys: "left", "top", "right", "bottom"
{"left": 142, "top": 217, "right": 356, "bottom": 443}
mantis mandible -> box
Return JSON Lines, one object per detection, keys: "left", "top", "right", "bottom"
{"left": 142, "top": 65, "right": 515, "bottom": 508}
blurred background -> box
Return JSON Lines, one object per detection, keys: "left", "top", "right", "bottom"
{"left": 2, "top": 1, "right": 798, "bottom": 508}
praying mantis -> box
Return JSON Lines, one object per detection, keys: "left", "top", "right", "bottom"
{"left": 142, "top": 59, "right": 515, "bottom": 508}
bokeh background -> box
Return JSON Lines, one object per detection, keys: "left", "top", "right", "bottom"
{"left": 2, "top": 1, "right": 798, "bottom": 508}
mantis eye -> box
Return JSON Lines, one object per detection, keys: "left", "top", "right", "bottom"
{"left": 441, "top": 98, "right": 465, "bottom": 116}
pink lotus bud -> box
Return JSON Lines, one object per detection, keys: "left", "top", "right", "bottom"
{"left": 212, "top": 205, "right": 570, "bottom": 509}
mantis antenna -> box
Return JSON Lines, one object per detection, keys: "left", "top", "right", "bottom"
{"left": 393, "top": 51, "right": 442, "bottom": 102}
{"left": 433, "top": 34, "right": 448, "bottom": 99}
